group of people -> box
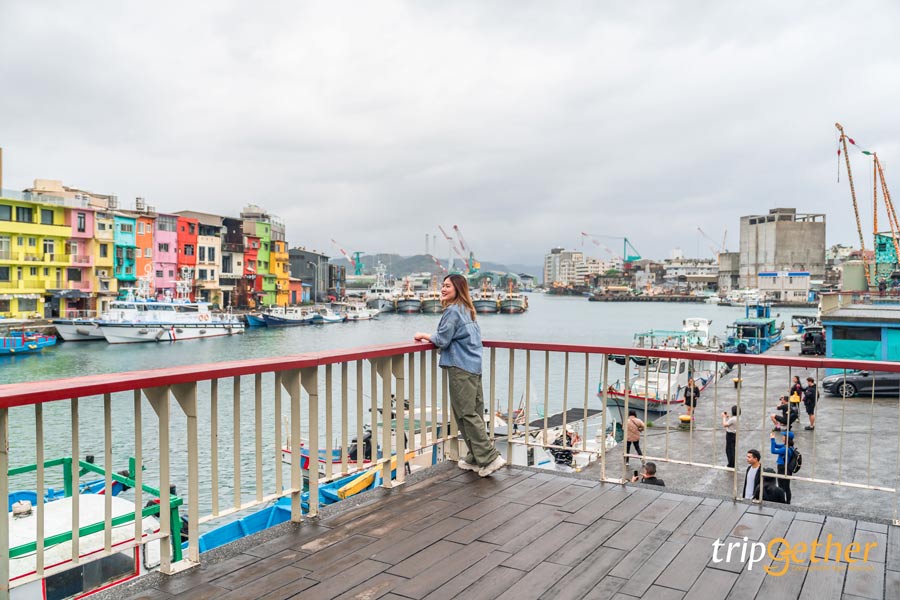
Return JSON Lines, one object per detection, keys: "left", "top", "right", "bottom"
{"left": 742, "top": 431, "right": 797, "bottom": 504}
{"left": 771, "top": 375, "right": 818, "bottom": 431}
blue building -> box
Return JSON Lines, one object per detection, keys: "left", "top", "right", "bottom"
{"left": 821, "top": 303, "right": 900, "bottom": 362}
{"left": 113, "top": 214, "right": 137, "bottom": 286}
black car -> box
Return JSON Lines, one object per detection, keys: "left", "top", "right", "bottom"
{"left": 821, "top": 370, "right": 900, "bottom": 398}
{"left": 799, "top": 326, "right": 825, "bottom": 356}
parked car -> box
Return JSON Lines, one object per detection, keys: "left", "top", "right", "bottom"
{"left": 821, "top": 370, "right": 900, "bottom": 398}
{"left": 800, "top": 326, "right": 825, "bottom": 356}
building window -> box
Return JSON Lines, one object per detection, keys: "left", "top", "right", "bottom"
{"left": 30, "top": 267, "right": 37, "bottom": 276}
{"left": 100, "top": 244, "right": 108, "bottom": 258}
{"left": 210, "top": 269, "right": 215, "bottom": 279}
{"left": 44, "top": 268, "right": 49, "bottom": 276}
{"left": 100, "top": 280, "right": 110, "bottom": 291}
{"left": 0, "top": 205, "right": 11, "bottom": 221}
{"left": 158, "top": 242, "right": 170, "bottom": 253}
{"left": 43, "top": 239, "right": 54, "bottom": 255}
{"left": 98, "top": 221, "right": 108, "bottom": 231}
{"left": 188, "top": 223, "right": 196, "bottom": 235}
{"left": 0, "top": 299, "right": 9, "bottom": 312}
{"left": 184, "top": 245, "right": 194, "bottom": 256}
{"left": 67, "top": 268, "right": 82, "bottom": 282}
{"left": 168, "top": 270, "right": 174, "bottom": 277}
{"left": 199, "top": 269, "right": 208, "bottom": 280}
{"left": 145, "top": 247, "right": 152, "bottom": 258}
{"left": 19, "top": 298, "right": 37, "bottom": 312}
{"left": 0, "top": 266, "right": 10, "bottom": 281}
{"left": 155, "top": 270, "right": 163, "bottom": 277}
{"left": 199, "top": 246, "right": 206, "bottom": 262}
{"left": 137, "top": 222, "right": 144, "bottom": 235}
{"left": 208, "top": 247, "right": 215, "bottom": 262}
{"left": 832, "top": 326, "right": 881, "bottom": 341}
{"left": 41, "top": 209, "right": 54, "bottom": 225}
{"left": 28, "top": 237, "right": 36, "bottom": 247}
{"left": 16, "top": 206, "right": 33, "bottom": 222}
{"left": 222, "top": 255, "right": 232, "bottom": 272}
{"left": 157, "top": 216, "right": 177, "bottom": 232}
{"left": 77, "top": 212, "right": 86, "bottom": 232}
{"left": 119, "top": 223, "right": 134, "bottom": 233}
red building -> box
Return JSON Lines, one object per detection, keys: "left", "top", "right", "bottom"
{"left": 243, "top": 235, "right": 261, "bottom": 308}
{"left": 176, "top": 216, "right": 199, "bottom": 299}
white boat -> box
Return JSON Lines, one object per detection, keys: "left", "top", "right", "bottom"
{"left": 311, "top": 306, "right": 347, "bottom": 324}
{"left": 263, "top": 306, "right": 317, "bottom": 327}
{"left": 336, "top": 302, "right": 379, "bottom": 321}
{"left": 52, "top": 311, "right": 104, "bottom": 341}
{"left": 604, "top": 317, "right": 725, "bottom": 415}
{"left": 8, "top": 494, "right": 162, "bottom": 600}
{"left": 365, "top": 263, "right": 397, "bottom": 313}
{"left": 419, "top": 285, "right": 443, "bottom": 314}
{"left": 472, "top": 281, "right": 499, "bottom": 314}
{"left": 395, "top": 280, "right": 422, "bottom": 314}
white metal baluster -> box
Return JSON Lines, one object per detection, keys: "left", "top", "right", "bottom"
{"left": 173, "top": 383, "right": 199, "bottom": 564}
{"left": 356, "top": 361, "right": 364, "bottom": 473}
{"left": 623, "top": 354, "right": 630, "bottom": 481}
{"left": 489, "top": 347, "right": 496, "bottom": 440}
{"left": 371, "top": 361, "right": 378, "bottom": 455}
{"left": 733, "top": 367, "right": 741, "bottom": 501}
{"left": 524, "top": 351, "right": 531, "bottom": 448}
{"left": 35, "top": 403, "right": 45, "bottom": 575}
{"left": 284, "top": 370, "right": 302, "bottom": 522}
{"left": 867, "top": 373, "right": 875, "bottom": 486}
{"left": 442, "top": 365, "right": 452, "bottom": 461}
{"left": 274, "top": 372, "right": 283, "bottom": 494}
{"left": 582, "top": 354, "right": 589, "bottom": 454}
{"left": 132, "top": 390, "right": 142, "bottom": 557}
{"left": 420, "top": 352, "right": 427, "bottom": 451}
{"left": 712, "top": 363, "right": 718, "bottom": 472}
{"left": 758, "top": 364, "right": 766, "bottom": 503}
{"left": 210, "top": 379, "right": 219, "bottom": 517}
{"left": 341, "top": 364, "right": 348, "bottom": 475}
{"left": 232, "top": 376, "right": 241, "bottom": 511}
{"left": 381, "top": 359, "right": 394, "bottom": 487}
{"left": 0, "top": 407, "right": 9, "bottom": 600}
{"left": 255, "top": 373, "right": 263, "bottom": 502}
{"left": 71, "top": 398, "right": 81, "bottom": 562}
{"left": 325, "top": 365, "right": 333, "bottom": 481}
{"left": 600, "top": 355, "right": 609, "bottom": 481}
{"left": 145, "top": 387, "right": 172, "bottom": 573}
{"left": 408, "top": 352, "right": 415, "bottom": 455}
{"left": 543, "top": 352, "right": 550, "bottom": 448}
{"left": 393, "top": 355, "right": 406, "bottom": 484}
{"left": 430, "top": 351, "right": 438, "bottom": 447}
{"left": 507, "top": 350, "right": 515, "bottom": 464}
{"left": 562, "top": 352, "right": 569, "bottom": 456}
{"left": 303, "top": 368, "right": 319, "bottom": 515}
{"left": 103, "top": 393, "right": 112, "bottom": 554}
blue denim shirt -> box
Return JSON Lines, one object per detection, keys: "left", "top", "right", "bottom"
{"left": 431, "top": 304, "right": 483, "bottom": 375}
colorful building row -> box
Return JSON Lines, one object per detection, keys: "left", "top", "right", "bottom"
{"left": 1, "top": 181, "right": 293, "bottom": 319}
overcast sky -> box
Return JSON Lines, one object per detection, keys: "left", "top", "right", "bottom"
{"left": 2, "top": 2, "right": 899, "bottom": 266}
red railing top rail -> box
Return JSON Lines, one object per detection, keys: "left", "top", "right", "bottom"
{"left": 2, "top": 339, "right": 899, "bottom": 408}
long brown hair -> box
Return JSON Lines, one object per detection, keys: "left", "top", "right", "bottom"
{"left": 443, "top": 274, "right": 477, "bottom": 321}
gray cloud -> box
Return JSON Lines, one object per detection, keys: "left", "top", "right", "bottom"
{"left": 2, "top": 1, "right": 899, "bottom": 265}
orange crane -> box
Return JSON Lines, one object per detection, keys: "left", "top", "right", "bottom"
{"left": 836, "top": 123, "right": 900, "bottom": 284}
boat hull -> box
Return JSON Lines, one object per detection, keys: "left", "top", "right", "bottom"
{"left": 0, "top": 332, "right": 57, "bottom": 354}
{"left": 499, "top": 299, "right": 527, "bottom": 314}
{"left": 245, "top": 314, "right": 267, "bottom": 327}
{"left": 52, "top": 320, "right": 105, "bottom": 341}
{"left": 396, "top": 299, "right": 422, "bottom": 313}
{"left": 420, "top": 299, "right": 443, "bottom": 314}
{"left": 474, "top": 299, "right": 499, "bottom": 313}
{"left": 99, "top": 322, "right": 245, "bottom": 344}
{"left": 604, "top": 390, "right": 684, "bottom": 415}
{"left": 366, "top": 298, "right": 394, "bottom": 313}
{"left": 263, "top": 314, "right": 315, "bottom": 327}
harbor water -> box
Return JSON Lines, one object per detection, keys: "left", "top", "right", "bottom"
{"left": 2, "top": 294, "right": 815, "bottom": 520}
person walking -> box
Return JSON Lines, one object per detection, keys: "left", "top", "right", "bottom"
{"left": 625, "top": 410, "right": 645, "bottom": 464}
{"left": 770, "top": 430, "right": 795, "bottom": 504}
{"left": 683, "top": 378, "right": 700, "bottom": 418}
{"left": 722, "top": 405, "right": 739, "bottom": 468}
{"left": 414, "top": 274, "right": 505, "bottom": 477}
{"left": 802, "top": 377, "right": 818, "bottom": 430}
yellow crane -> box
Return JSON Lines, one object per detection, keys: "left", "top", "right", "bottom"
{"left": 836, "top": 123, "right": 900, "bottom": 285}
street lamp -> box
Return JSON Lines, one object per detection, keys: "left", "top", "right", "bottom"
{"left": 306, "top": 260, "right": 318, "bottom": 304}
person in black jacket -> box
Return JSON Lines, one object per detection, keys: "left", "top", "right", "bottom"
{"left": 802, "top": 377, "right": 818, "bottom": 430}
{"left": 743, "top": 449, "right": 762, "bottom": 500}
{"left": 683, "top": 378, "right": 700, "bottom": 418}
{"left": 762, "top": 467, "right": 788, "bottom": 503}
{"left": 770, "top": 396, "right": 799, "bottom": 431}
{"left": 631, "top": 462, "right": 665, "bottom": 486}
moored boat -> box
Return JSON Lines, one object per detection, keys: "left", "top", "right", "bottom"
{"left": 336, "top": 302, "right": 379, "bottom": 321}
{"left": 365, "top": 263, "right": 396, "bottom": 312}
{"left": 420, "top": 281, "right": 443, "bottom": 314}
{"left": 395, "top": 280, "right": 422, "bottom": 313}
{"left": 263, "top": 306, "right": 317, "bottom": 327}
{"left": 52, "top": 311, "right": 104, "bottom": 341}
{"left": 0, "top": 331, "right": 57, "bottom": 355}
{"left": 723, "top": 302, "right": 782, "bottom": 354}
{"left": 311, "top": 306, "right": 347, "bottom": 324}
{"left": 472, "top": 281, "right": 500, "bottom": 314}
{"left": 498, "top": 282, "right": 528, "bottom": 314}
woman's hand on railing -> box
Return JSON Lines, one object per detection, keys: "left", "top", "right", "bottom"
{"left": 414, "top": 332, "right": 431, "bottom": 342}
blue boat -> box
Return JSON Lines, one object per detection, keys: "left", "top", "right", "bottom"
{"left": 245, "top": 314, "right": 267, "bottom": 327}
{"left": 0, "top": 331, "right": 57, "bottom": 355}
{"left": 723, "top": 303, "right": 783, "bottom": 354}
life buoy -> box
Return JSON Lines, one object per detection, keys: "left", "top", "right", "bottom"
{"left": 200, "top": 314, "right": 210, "bottom": 322}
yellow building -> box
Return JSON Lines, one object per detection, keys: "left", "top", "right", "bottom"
{"left": 0, "top": 191, "right": 73, "bottom": 318}
{"left": 93, "top": 211, "right": 117, "bottom": 312}
{"left": 272, "top": 239, "right": 291, "bottom": 306}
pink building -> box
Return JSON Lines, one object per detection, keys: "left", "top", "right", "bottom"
{"left": 62, "top": 206, "right": 97, "bottom": 313}
{"left": 154, "top": 214, "right": 179, "bottom": 295}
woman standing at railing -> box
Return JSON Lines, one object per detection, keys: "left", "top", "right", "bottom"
{"left": 415, "top": 274, "right": 506, "bottom": 477}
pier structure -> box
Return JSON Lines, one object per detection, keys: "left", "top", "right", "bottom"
{"left": 1, "top": 341, "right": 899, "bottom": 599}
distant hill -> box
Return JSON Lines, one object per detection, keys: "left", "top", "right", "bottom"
{"left": 332, "top": 254, "right": 542, "bottom": 281}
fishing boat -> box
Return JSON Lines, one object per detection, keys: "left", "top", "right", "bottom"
{"left": 472, "top": 281, "right": 500, "bottom": 314}
{"left": 0, "top": 331, "right": 57, "bottom": 355}
{"left": 311, "top": 306, "right": 347, "bottom": 324}
{"left": 604, "top": 317, "right": 725, "bottom": 415}
{"left": 419, "top": 278, "right": 443, "bottom": 314}
{"left": 498, "top": 282, "right": 528, "bottom": 314}
{"left": 395, "top": 280, "right": 422, "bottom": 313}
{"left": 7, "top": 457, "right": 180, "bottom": 600}
{"left": 364, "top": 263, "right": 396, "bottom": 312}
{"left": 262, "top": 306, "right": 317, "bottom": 327}
{"left": 723, "top": 302, "right": 783, "bottom": 354}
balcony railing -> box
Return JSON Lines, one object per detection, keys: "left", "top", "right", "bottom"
{"left": 66, "top": 280, "right": 93, "bottom": 291}
{"left": 0, "top": 278, "right": 44, "bottom": 290}
{"left": 1, "top": 341, "right": 899, "bottom": 597}
{"left": 71, "top": 255, "right": 93, "bottom": 266}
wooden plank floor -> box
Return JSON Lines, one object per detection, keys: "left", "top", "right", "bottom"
{"left": 118, "top": 467, "right": 897, "bottom": 600}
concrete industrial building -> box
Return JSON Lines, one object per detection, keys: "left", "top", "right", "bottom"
{"left": 739, "top": 208, "right": 826, "bottom": 289}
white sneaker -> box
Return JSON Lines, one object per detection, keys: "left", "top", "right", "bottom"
{"left": 478, "top": 456, "right": 507, "bottom": 477}
{"left": 457, "top": 459, "right": 479, "bottom": 472}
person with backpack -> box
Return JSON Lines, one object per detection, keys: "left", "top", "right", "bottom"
{"left": 761, "top": 467, "right": 788, "bottom": 503}
{"left": 624, "top": 410, "right": 645, "bottom": 464}
{"left": 802, "top": 377, "right": 818, "bottom": 430}
{"left": 770, "top": 430, "right": 798, "bottom": 504}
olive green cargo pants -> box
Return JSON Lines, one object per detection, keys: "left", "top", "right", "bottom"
{"left": 447, "top": 366, "right": 500, "bottom": 467}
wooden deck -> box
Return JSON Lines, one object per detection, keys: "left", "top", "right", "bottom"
{"left": 116, "top": 466, "right": 898, "bottom": 600}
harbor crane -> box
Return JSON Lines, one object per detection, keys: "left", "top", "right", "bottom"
{"left": 697, "top": 227, "right": 727, "bottom": 257}
{"left": 580, "top": 233, "right": 642, "bottom": 266}
{"left": 437, "top": 225, "right": 469, "bottom": 273}
{"left": 427, "top": 254, "right": 448, "bottom": 273}
{"left": 453, "top": 224, "right": 480, "bottom": 273}
{"left": 330, "top": 238, "right": 365, "bottom": 276}
{"left": 835, "top": 122, "right": 900, "bottom": 285}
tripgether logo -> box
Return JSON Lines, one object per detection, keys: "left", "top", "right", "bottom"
{"left": 711, "top": 535, "right": 878, "bottom": 576}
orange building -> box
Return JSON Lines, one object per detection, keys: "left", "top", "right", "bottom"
{"left": 135, "top": 215, "right": 155, "bottom": 280}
